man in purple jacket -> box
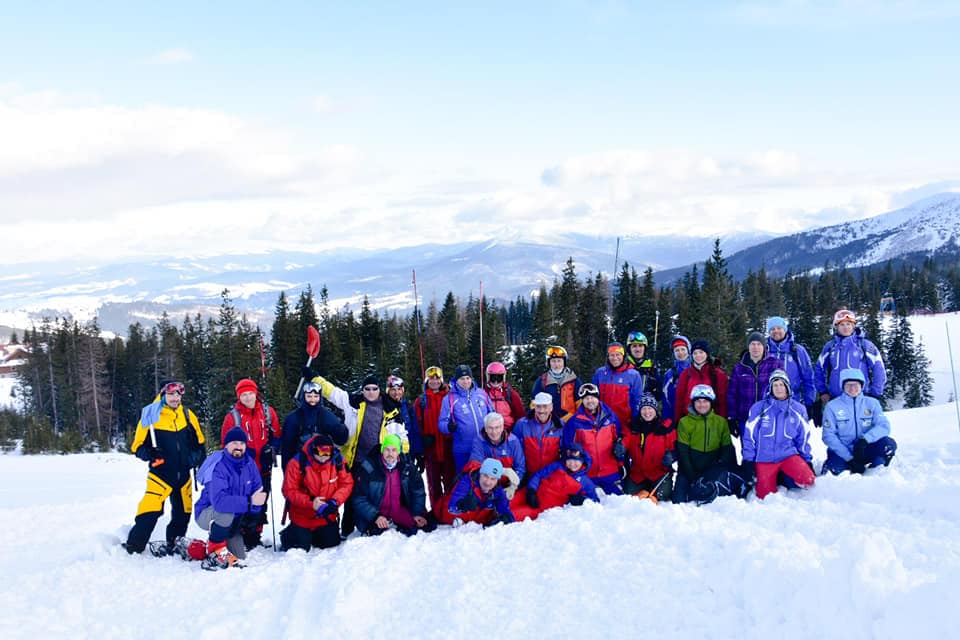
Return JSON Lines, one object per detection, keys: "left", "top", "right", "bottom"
{"left": 727, "top": 332, "right": 780, "bottom": 438}
{"left": 193, "top": 426, "right": 266, "bottom": 570}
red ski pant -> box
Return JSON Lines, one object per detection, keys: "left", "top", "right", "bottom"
{"left": 756, "top": 455, "right": 815, "bottom": 499}
{"left": 425, "top": 443, "right": 458, "bottom": 508}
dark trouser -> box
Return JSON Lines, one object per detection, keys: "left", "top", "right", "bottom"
{"left": 280, "top": 522, "right": 341, "bottom": 551}
{"left": 364, "top": 512, "right": 438, "bottom": 537}
{"left": 822, "top": 437, "right": 897, "bottom": 475}
{"left": 241, "top": 473, "right": 271, "bottom": 548}
{"left": 675, "top": 465, "right": 746, "bottom": 505}
{"left": 125, "top": 472, "right": 192, "bottom": 553}
{"left": 623, "top": 473, "right": 673, "bottom": 501}
{"left": 592, "top": 472, "right": 623, "bottom": 495}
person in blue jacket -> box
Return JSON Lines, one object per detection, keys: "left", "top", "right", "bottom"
{"left": 439, "top": 364, "right": 494, "bottom": 473}
{"left": 280, "top": 380, "right": 348, "bottom": 471}
{"left": 765, "top": 317, "right": 817, "bottom": 412}
{"left": 661, "top": 335, "right": 692, "bottom": 425}
{"left": 469, "top": 412, "right": 526, "bottom": 486}
{"left": 815, "top": 309, "right": 887, "bottom": 402}
{"left": 193, "top": 426, "right": 267, "bottom": 570}
{"left": 821, "top": 369, "right": 897, "bottom": 475}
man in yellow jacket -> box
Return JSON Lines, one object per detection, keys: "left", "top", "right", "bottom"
{"left": 303, "top": 370, "right": 409, "bottom": 536}
{"left": 124, "top": 381, "right": 206, "bottom": 555}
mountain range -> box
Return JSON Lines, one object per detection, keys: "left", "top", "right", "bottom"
{"left": 2, "top": 192, "right": 958, "bottom": 335}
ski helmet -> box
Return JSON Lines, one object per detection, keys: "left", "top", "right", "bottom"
{"left": 833, "top": 309, "right": 857, "bottom": 326}
{"left": 689, "top": 384, "right": 716, "bottom": 403}
{"left": 546, "top": 345, "right": 568, "bottom": 367}
{"left": 485, "top": 361, "right": 507, "bottom": 378}
{"left": 626, "top": 331, "right": 648, "bottom": 346}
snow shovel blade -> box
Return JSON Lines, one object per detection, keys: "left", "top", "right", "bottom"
{"left": 306, "top": 325, "right": 321, "bottom": 358}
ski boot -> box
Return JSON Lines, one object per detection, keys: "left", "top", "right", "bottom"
{"left": 147, "top": 540, "right": 174, "bottom": 558}
{"left": 201, "top": 542, "right": 243, "bottom": 571}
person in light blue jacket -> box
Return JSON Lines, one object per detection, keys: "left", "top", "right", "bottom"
{"left": 439, "top": 364, "right": 494, "bottom": 472}
{"left": 821, "top": 368, "right": 897, "bottom": 475}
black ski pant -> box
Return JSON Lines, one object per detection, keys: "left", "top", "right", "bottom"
{"left": 280, "top": 522, "right": 341, "bottom": 551}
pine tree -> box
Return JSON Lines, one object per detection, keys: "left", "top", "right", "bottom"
{"left": 904, "top": 337, "right": 933, "bottom": 408}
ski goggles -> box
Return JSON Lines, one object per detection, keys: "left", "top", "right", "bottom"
{"left": 387, "top": 376, "right": 404, "bottom": 389}
{"left": 546, "top": 346, "right": 567, "bottom": 359}
{"left": 578, "top": 383, "right": 600, "bottom": 398}
{"left": 302, "top": 381, "right": 322, "bottom": 394}
{"left": 313, "top": 445, "right": 334, "bottom": 457}
{"left": 606, "top": 345, "right": 625, "bottom": 356}
{"left": 833, "top": 309, "right": 856, "bottom": 325}
{"left": 425, "top": 366, "right": 443, "bottom": 379}
{"left": 487, "top": 373, "right": 504, "bottom": 382}
{"left": 161, "top": 382, "right": 185, "bottom": 395}
{"left": 563, "top": 448, "right": 583, "bottom": 459}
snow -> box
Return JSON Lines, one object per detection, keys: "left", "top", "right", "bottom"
{"left": 2, "top": 402, "right": 959, "bottom": 639}
{"left": 901, "top": 312, "right": 960, "bottom": 404}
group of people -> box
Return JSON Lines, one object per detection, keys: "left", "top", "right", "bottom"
{"left": 122, "top": 307, "right": 897, "bottom": 570}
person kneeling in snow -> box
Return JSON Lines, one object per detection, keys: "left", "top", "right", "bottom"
{"left": 674, "top": 384, "right": 746, "bottom": 506}
{"left": 512, "top": 443, "right": 599, "bottom": 521}
{"left": 741, "top": 369, "right": 816, "bottom": 499}
{"left": 435, "top": 458, "right": 514, "bottom": 527}
{"left": 280, "top": 434, "right": 354, "bottom": 551}
{"left": 821, "top": 369, "right": 897, "bottom": 475}
{"left": 191, "top": 426, "right": 267, "bottom": 570}
{"left": 623, "top": 394, "right": 676, "bottom": 501}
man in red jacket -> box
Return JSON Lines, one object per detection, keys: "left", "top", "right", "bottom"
{"left": 220, "top": 378, "right": 281, "bottom": 549}
{"left": 416, "top": 366, "right": 456, "bottom": 506}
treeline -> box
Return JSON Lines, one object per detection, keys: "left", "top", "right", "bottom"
{"left": 4, "top": 241, "right": 942, "bottom": 452}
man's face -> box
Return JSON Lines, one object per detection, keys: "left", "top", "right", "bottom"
{"left": 692, "top": 349, "right": 708, "bottom": 366}
{"left": 387, "top": 385, "right": 404, "bottom": 402}
{"left": 843, "top": 380, "right": 863, "bottom": 398}
{"left": 640, "top": 405, "right": 657, "bottom": 421}
{"left": 226, "top": 441, "right": 246, "bottom": 459}
{"left": 362, "top": 384, "right": 381, "bottom": 401}
{"left": 836, "top": 321, "right": 855, "bottom": 337}
{"left": 769, "top": 326, "right": 786, "bottom": 342}
{"left": 303, "top": 391, "right": 320, "bottom": 406}
{"left": 427, "top": 376, "right": 442, "bottom": 390}
{"left": 381, "top": 445, "right": 399, "bottom": 466}
{"left": 534, "top": 403, "right": 553, "bottom": 422}
{"left": 748, "top": 342, "right": 765, "bottom": 361}
{"left": 457, "top": 375, "right": 473, "bottom": 391}
{"left": 548, "top": 356, "right": 565, "bottom": 373}
{"left": 164, "top": 390, "right": 182, "bottom": 409}
{"left": 239, "top": 391, "right": 257, "bottom": 409}
{"left": 673, "top": 345, "right": 689, "bottom": 361}
{"left": 693, "top": 398, "right": 712, "bottom": 415}
{"left": 629, "top": 343, "right": 646, "bottom": 360}
{"left": 478, "top": 473, "right": 498, "bottom": 492}
{"left": 564, "top": 457, "right": 584, "bottom": 473}
{"left": 771, "top": 380, "right": 789, "bottom": 400}
{"left": 484, "top": 417, "right": 505, "bottom": 442}
{"left": 608, "top": 350, "right": 624, "bottom": 368}
{"left": 582, "top": 395, "right": 599, "bottom": 412}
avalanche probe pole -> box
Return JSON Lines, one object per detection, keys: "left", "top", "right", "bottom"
{"left": 258, "top": 331, "right": 278, "bottom": 552}
{"left": 413, "top": 270, "right": 426, "bottom": 378}
{"left": 947, "top": 321, "right": 960, "bottom": 434}
{"left": 479, "top": 280, "right": 485, "bottom": 376}
{"left": 653, "top": 309, "right": 661, "bottom": 374}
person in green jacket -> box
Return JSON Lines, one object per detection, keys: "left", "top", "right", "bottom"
{"left": 674, "top": 384, "right": 747, "bottom": 505}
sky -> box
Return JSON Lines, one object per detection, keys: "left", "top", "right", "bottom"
{"left": 1, "top": 1, "right": 959, "bottom": 266}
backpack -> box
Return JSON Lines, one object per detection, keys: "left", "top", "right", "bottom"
{"left": 228, "top": 401, "right": 275, "bottom": 439}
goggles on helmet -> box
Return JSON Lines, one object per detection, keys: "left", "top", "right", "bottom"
{"left": 626, "top": 331, "right": 648, "bottom": 345}
{"left": 302, "top": 381, "right": 322, "bottom": 394}
{"left": 425, "top": 366, "right": 443, "bottom": 379}
{"left": 161, "top": 381, "right": 185, "bottom": 395}
{"left": 546, "top": 346, "right": 567, "bottom": 359}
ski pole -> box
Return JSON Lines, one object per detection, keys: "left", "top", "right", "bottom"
{"left": 653, "top": 309, "right": 661, "bottom": 374}
{"left": 479, "top": 280, "right": 485, "bottom": 375}
{"left": 413, "top": 270, "right": 426, "bottom": 379}
{"left": 947, "top": 320, "right": 960, "bottom": 434}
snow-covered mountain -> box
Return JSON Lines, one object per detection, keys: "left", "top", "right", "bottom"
{"left": 658, "top": 192, "right": 960, "bottom": 283}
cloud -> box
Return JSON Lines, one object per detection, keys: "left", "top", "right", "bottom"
{"left": 144, "top": 48, "right": 194, "bottom": 64}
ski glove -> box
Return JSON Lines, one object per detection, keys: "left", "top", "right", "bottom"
{"left": 612, "top": 439, "right": 626, "bottom": 462}
{"left": 853, "top": 438, "right": 869, "bottom": 460}
{"left": 526, "top": 487, "right": 540, "bottom": 509}
{"left": 301, "top": 366, "right": 316, "bottom": 380}
{"left": 142, "top": 446, "right": 165, "bottom": 466}
{"left": 260, "top": 445, "right": 276, "bottom": 470}
{"left": 567, "top": 493, "right": 586, "bottom": 506}
{"left": 455, "top": 491, "right": 479, "bottom": 513}
{"left": 316, "top": 500, "right": 338, "bottom": 518}
{"left": 489, "top": 513, "right": 512, "bottom": 527}
{"left": 661, "top": 450, "right": 676, "bottom": 467}
{"left": 740, "top": 460, "right": 756, "bottom": 484}
{"left": 188, "top": 447, "right": 207, "bottom": 468}
{"left": 447, "top": 420, "right": 458, "bottom": 434}
{"left": 728, "top": 421, "right": 741, "bottom": 438}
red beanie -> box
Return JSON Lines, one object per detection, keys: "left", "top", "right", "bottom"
{"left": 235, "top": 378, "right": 258, "bottom": 399}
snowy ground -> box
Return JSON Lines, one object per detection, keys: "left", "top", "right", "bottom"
{"left": 2, "top": 402, "right": 959, "bottom": 640}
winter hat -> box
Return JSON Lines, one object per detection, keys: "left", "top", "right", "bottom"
{"left": 381, "top": 433, "right": 402, "bottom": 452}
{"left": 637, "top": 394, "right": 659, "bottom": 413}
{"left": 453, "top": 364, "right": 473, "bottom": 380}
{"left": 362, "top": 374, "right": 381, "bottom": 389}
{"left": 768, "top": 369, "right": 791, "bottom": 396}
{"left": 479, "top": 457, "right": 504, "bottom": 479}
{"left": 691, "top": 339, "right": 710, "bottom": 356}
{"left": 533, "top": 392, "right": 554, "bottom": 405}
{"left": 747, "top": 332, "right": 765, "bottom": 348}
{"left": 562, "top": 443, "right": 587, "bottom": 463}
{"left": 224, "top": 426, "right": 248, "bottom": 446}
{"left": 235, "top": 378, "right": 258, "bottom": 398}
{"left": 766, "top": 316, "right": 788, "bottom": 332}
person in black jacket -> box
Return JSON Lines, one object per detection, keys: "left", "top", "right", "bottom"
{"left": 280, "top": 381, "right": 348, "bottom": 472}
{"left": 351, "top": 434, "right": 435, "bottom": 536}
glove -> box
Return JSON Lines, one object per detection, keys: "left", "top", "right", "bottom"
{"left": 728, "top": 421, "right": 741, "bottom": 438}
{"left": 526, "top": 487, "right": 540, "bottom": 509}
{"left": 447, "top": 420, "right": 458, "bottom": 433}
{"left": 661, "top": 450, "right": 676, "bottom": 467}
{"left": 239, "top": 512, "right": 262, "bottom": 529}
{"left": 144, "top": 446, "right": 164, "bottom": 465}
{"left": 612, "top": 439, "right": 626, "bottom": 462}
{"left": 188, "top": 447, "right": 206, "bottom": 468}
{"left": 740, "top": 460, "right": 756, "bottom": 485}
{"left": 853, "top": 438, "right": 869, "bottom": 460}
{"left": 316, "top": 500, "right": 338, "bottom": 518}
{"left": 568, "top": 493, "right": 586, "bottom": 506}
{"left": 301, "top": 366, "right": 316, "bottom": 380}
{"left": 414, "top": 455, "right": 425, "bottom": 474}
{"left": 491, "top": 513, "right": 512, "bottom": 526}
{"left": 422, "top": 434, "right": 436, "bottom": 449}
{"left": 259, "top": 444, "right": 276, "bottom": 469}
{"left": 455, "top": 491, "right": 479, "bottom": 513}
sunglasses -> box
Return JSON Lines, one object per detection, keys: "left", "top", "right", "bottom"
{"left": 487, "top": 374, "right": 504, "bottom": 382}
{"left": 363, "top": 385, "right": 380, "bottom": 392}
{"left": 564, "top": 449, "right": 583, "bottom": 458}
{"left": 161, "top": 382, "right": 185, "bottom": 395}
{"left": 425, "top": 366, "right": 443, "bottom": 379}
{"left": 314, "top": 446, "right": 334, "bottom": 457}
{"left": 546, "top": 346, "right": 566, "bottom": 358}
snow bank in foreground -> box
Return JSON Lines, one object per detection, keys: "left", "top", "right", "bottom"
{"left": 1, "top": 404, "right": 959, "bottom": 640}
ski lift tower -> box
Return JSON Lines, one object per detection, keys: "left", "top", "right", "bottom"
{"left": 880, "top": 293, "right": 896, "bottom": 317}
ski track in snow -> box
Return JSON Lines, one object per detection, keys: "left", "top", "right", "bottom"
{"left": 1, "top": 413, "right": 959, "bottom": 639}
